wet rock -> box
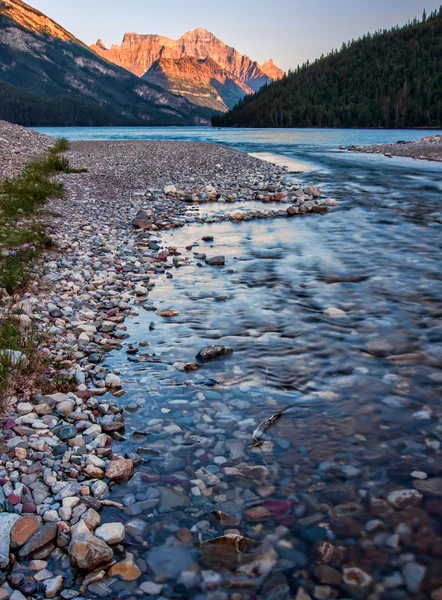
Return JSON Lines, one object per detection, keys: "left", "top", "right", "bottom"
{"left": 196, "top": 345, "right": 233, "bottom": 362}
{"left": 314, "top": 565, "right": 342, "bottom": 585}
{"left": 108, "top": 554, "right": 141, "bottom": 581}
{"left": 402, "top": 561, "right": 426, "bottom": 594}
{"left": 314, "top": 541, "right": 346, "bottom": 566}
{"left": 95, "top": 523, "right": 125, "bottom": 544}
{"left": 413, "top": 478, "right": 442, "bottom": 497}
{"left": 158, "top": 486, "right": 190, "bottom": 509}
{"left": 68, "top": 521, "right": 113, "bottom": 570}
{"left": 387, "top": 489, "right": 423, "bottom": 508}
{"left": 125, "top": 519, "right": 148, "bottom": 538}
{"left": 18, "top": 523, "right": 57, "bottom": 560}
{"left": 104, "top": 373, "right": 121, "bottom": 389}
{"left": 43, "top": 576, "right": 63, "bottom": 599}
{"left": 105, "top": 458, "right": 134, "bottom": 481}
{"left": 156, "top": 308, "right": 180, "bottom": 317}
{"left": 147, "top": 545, "right": 196, "bottom": 578}
{"left": 205, "top": 256, "right": 225, "bottom": 266}
{"left": 245, "top": 505, "right": 272, "bottom": 521}
{"left": 222, "top": 465, "right": 269, "bottom": 484}
{"left": 139, "top": 581, "right": 164, "bottom": 595}
{"left": 200, "top": 534, "right": 255, "bottom": 570}
{"left": 342, "top": 566, "right": 373, "bottom": 589}
{"left": 323, "top": 307, "right": 346, "bottom": 317}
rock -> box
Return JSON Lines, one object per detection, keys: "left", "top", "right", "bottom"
{"left": 324, "top": 307, "right": 346, "bottom": 317}
{"left": 108, "top": 555, "right": 141, "bottom": 581}
{"left": 105, "top": 373, "right": 121, "bottom": 388}
{"left": 156, "top": 309, "right": 180, "bottom": 317}
{"left": 1, "top": 349, "right": 29, "bottom": 367}
{"left": 200, "top": 534, "right": 256, "bottom": 569}
{"left": 43, "top": 576, "right": 63, "bottom": 599}
{"left": 132, "top": 209, "right": 151, "bottom": 229}
{"left": 205, "top": 256, "right": 225, "bottom": 266}
{"left": 245, "top": 505, "right": 272, "bottom": 521}
{"left": 139, "top": 582, "right": 163, "bottom": 595}
{"left": 53, "top": 424, "right": 77, "bottom": 441}
{"left": 10, "top": 592, "right": 27, "bottom": 600}
{"left": 17, "top": 402, "right": 33, "bottom": 415}
{"left": 147, "top": 545, "right": 196, "bottom": 578}
{"left": 105, "top": 459, "right": 134, "bottom": 481}
{"left": 314, "top": 565, "right": 342, "bottom": 585}
{"left": 95, "top": 523, "right": 125, "bottom": 544}
{"left": 402, "top": 561, "right": 426, "bottom": 594}
{"left": 413, "top": 478, "right": 442, "bottom": 497}
{"left": 10, "top": 516, "right": 39, "bottom": 549}
{"left": 68, "top": 521, "right": 113, "bottom": 570}
{"left": 18, "top": 523, "right": 58, "bottom": 560}
{"left": 387, "top": 489, "right": 423, "bottom": 508}
{"left": 91, "top": 480, "right": 109, "bottom": 500}
{"left": 125, "top": 519, "right": 148, "bottom": 538}
{"left": 0, "top": 513, "right": 21, "bottom": 568}
{"left": 81, "top": 508, "right": 101, "bottom": 531}
{"left": 342, "top": 566, "right": 373, "bottom": 588}
{"left": 158, "top": 486, "right": 190, "bottom": 509}
{"left": 196, "top": 345, "right": 233, "bottom": 362}
{"left": 222, "top": 465, "right": 269, "bottom": 484}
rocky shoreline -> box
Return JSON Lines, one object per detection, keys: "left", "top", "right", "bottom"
{"left": 346, "top": 133, "right": 442, "bottom": 162}
{"left": 0, "top": 129, "right": 338, "bottom": 599}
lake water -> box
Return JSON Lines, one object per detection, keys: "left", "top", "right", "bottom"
{"left": 36, "top": 127, "right": 442, "bottom": 599}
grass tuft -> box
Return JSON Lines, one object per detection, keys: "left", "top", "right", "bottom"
{"left": 0, "top": 137, "right": 83, "bottom": 408}
{"left": 51, "top": 137, "right": 70, "bottom": 153}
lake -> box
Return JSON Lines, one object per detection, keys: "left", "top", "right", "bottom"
{"left": 36, "top": 127, "right": 442, "bottom": 599}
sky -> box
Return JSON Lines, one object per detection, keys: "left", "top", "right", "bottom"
{"left": 25, "top": 0, "right": 439, "bottom": 71}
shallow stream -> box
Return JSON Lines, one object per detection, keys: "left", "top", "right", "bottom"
{"left": 38, "top": 127, "right": 442, "bottom": 598}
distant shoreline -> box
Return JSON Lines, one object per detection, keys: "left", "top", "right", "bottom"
{"left": 346, "top": 134, "right": 442, "bottom": 162}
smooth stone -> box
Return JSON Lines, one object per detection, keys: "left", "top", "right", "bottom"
{"left": 68, "top": 521, "right": 113, "bottom": 570}
{"left": 95, "top": 523, "right": 125, "bottom": 544}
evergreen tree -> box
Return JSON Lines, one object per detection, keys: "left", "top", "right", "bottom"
{"left": 213, "top": 8, "right": 442, "bottom": 129}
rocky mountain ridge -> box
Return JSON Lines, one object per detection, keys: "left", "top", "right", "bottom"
{"left": 91, "top": 28, "right": 284, "bottom": 111}
{"left": 0, "top": 0, "right": 212, "bottom": 125}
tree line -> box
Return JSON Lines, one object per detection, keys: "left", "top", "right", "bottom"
{"left": 213, "top": 8, "right": 442, "bottom": 128}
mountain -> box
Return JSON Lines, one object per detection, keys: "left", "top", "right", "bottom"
{"left": 91, "top": 28, "right": 284, "bottom": 111}
{"left": 213, "top": 9, "right": 442, "bottom": 129}
{"left": 0, "top": 0, "right": 213, "bottom": 126}
{"left": 259, "top": 59, "right": 285, "bottom": 81}
{"left": 143, "top": 57, "right": 253, "bottom": 112}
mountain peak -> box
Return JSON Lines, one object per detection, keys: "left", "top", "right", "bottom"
{"left": 260, "top": 59, "right": 285, "bottom": 80}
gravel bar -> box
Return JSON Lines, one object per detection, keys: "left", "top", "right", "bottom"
{"left": 347, "top": 133, "right": 442, "bottom": 162}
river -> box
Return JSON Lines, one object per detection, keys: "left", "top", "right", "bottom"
{"left": 35, "top": 127, "right": 442, "bottom": 599}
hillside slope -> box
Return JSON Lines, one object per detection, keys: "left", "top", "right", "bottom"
{"left": 0, "top": 0, "right": 213, "bottom": 126}
{"left": 213, "top": 9, "right": 442, "bottom": 128}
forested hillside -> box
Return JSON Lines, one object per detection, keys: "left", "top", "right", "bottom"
{"left": 213, "top": 8, "right": 442, "bottom": 128}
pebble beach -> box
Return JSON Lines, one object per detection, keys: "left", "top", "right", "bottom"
{"left": 0, "top": 122, "right": 340, "bottom": 600}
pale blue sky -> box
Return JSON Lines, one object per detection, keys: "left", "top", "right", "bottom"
{"left": 26, "top": 0, "right": 438, "bottom": 71}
